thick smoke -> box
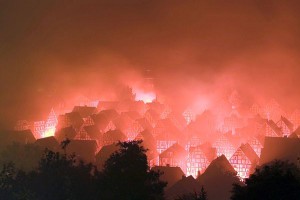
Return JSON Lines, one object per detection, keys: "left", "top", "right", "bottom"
{"left": 1, "top": 0, "right": 300, "bottom": 128}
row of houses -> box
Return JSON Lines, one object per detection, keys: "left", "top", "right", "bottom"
{"left": 11, "top": 97, "right": 300, "bottom": 180}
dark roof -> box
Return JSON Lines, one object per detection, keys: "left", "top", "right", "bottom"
{"left": 55, "top": 126, "right": 77, "bottom": 142}
{"left": 98, "top": 109, "right": 119, "bottom": 120}
{"left": 68, "top": 140, "right": 98, "bottom": 162}
{"left": 289, "top": 127, "right": 300, "bottom": 138}
{"left": 202, "top": 155, "right": 236, "bottom": 176}
{"left": 154, "top": 119, "right": 183, "bottom": 140}
{"left": 136, "top": 118, "right": 153, "bottom": 131}
{"left": 91, "top": 113, "right": 111, "bottom": 131}
{"left": 160, "top": 143, "right": 187, "bottom": 158}
{"left": 144, "top": 109, "right": 160, "bottom": 120}
{"left": 167, "top": 112, "right": 187, "bottom": 130}
{"left": 165, "top": 176, "right": 201, "bottom": 200}
{"left": 239, "top": 143, "right": 259, "bottom": 163}
{"left": 196, "top": 155, "right": 241, "bottom": 200}
{"left": 152, "top": 166, "right": 185, "bottom": 190}
{"left": 193, "top": 143, "right": 217, "bottom": 162}
{"left": 135, "top": 130, "right": 156, "bottom": 150}
{"left": 35, "top": 136, "right": 60, "bottom": 151}
{"left": 72, "top": 106, "right": 97, "bottom": 118}
{"left": 121, "top": 111, "right": 141, "bottom": 120}
{"left": 65, "top": 112, "right": 84, "bottom": 129}
{"left": 146, "top": 102, "right": 165, "bottom": 114}
{"left": 260, "top": 136, "right": 300, "bottom": 165}
{"left": 84, "top": 125, "right": 101, "bottom": 140}
{"left": 113, "top": 114, "right": 135, "bottom": 130}
{"left": 95, "top": 143, "right": 119, "bottom": 170}
{"left": 279, "top": 116, "right": 294, "bottom": 132}
{"left": 0, "top": 129, "right": 36, "bottom": 144}
{"left": 97, "top": 101, "right": 119, "bottom": 111}
{"left": 102, "top": 129, "right": 126, "bottom": 142}
{"left": 266, "top": 120, "right": 282, "bottom": 136}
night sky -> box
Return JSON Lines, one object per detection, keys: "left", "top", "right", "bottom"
{"left": 1, "top": 0, "right": 300, "bottom": 128}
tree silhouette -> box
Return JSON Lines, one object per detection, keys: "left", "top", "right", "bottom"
{"left": 0, "top": 163, "right": 16, "bottom": 200}
{"left": 100, "top": 140, "right": 166, "bottom": 200}
{"left": 231, "top": 160, "right": 300, "bottom": 200}
{"left": 60, "top": 138, "right": 71, "bottom": 154}
{"left": 29, "top": 149, "right": 96, "bottom": 200}
{"left": 175, "top": 186, "right": 208, "bottom": 200}
{"left": 0, "top": 143, "right": 43, "bottom": 172}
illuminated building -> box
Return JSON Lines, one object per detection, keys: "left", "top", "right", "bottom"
{"left": 102, "top": 129, "right": 126, "bottom": 146}
{"left": 212, "top": 134, "right": 236, "bottom": 160}
{"left": 159, "top": 143, "right": 187, "bottom": 173}
{"left": 186, "top": 146, "right": 210, "bottom": 178}
{"left": 229, "top": 143, "right": 258, "bottom": 179}
{"left": 276, "top": 116, "right": 294, "bottom": 137}
{"left": 264, "top": 120, "right": 282, "bottom": 137}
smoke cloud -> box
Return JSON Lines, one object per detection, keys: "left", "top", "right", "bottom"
{"left": 1, "top": 0, "right": 300, "bottom": 128}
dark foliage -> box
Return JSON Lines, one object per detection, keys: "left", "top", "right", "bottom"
{"left": 231, "top": 160, "right": 300, "bottom": 200}
{"left": 175, "top": 186, "right": 208, "bottom": 200}
{"left": 99, "top": 140, "right": 167, "bottom": 200}
{"left": 0, "top": 140, "right": 166, "bottom": 200}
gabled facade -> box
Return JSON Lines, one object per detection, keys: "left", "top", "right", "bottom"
{"left": 14, "top": 120, "right": 31, "bottom": 131}
{"left": 102, "top": 129, "right": 126, "bottom": 146}
{"left": 159, "top": 143, "right": 187, "bottom": 173}
{"left": 265, "top": 120, "right": 282, "bottom": 137}
{"left": 144, "top": 109, "right": 160, "bottom": 128}
{"left": 182, "top": 108, "right": 196, "bottom": 125}
{"left": 32, "top": 120, "right": 45, "bottom": 139}
{"left": 289, "top": 109, "right": 300, "bottom": 128}
{"left": 44, "top": 108, "right": 58, "bottom": 137}
{"left": 248, "top": 136, "right": 264, "bottom": 157}
{"left": 212, "top": 134, "right": 236, "bottom": 160}
{"left": 276, "top": 116, "right": 294, "bottom": 137}
{"left": 229, "top": 143, "right": 258, "bottom": 179}
{"left": 186, "top": 146, "right": 210, "bottom": 178}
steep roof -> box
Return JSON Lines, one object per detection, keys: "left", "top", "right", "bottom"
{"left": 102, "top": 129, "right": 126, "bottom": 142}
{"left": 266, "top": 120, "right": 282, "bottom": 136}
{"left": 165, "top": 176, "right": 201, "bottom": 200}
{"left": 260, "top": 136, "right": 300, "bottom": 165}
{"left": 0, "top": 129, "right": 36, "bottom": 146}
{"left": 190, "top": 143, "right": 217, "bottom": 162}
{"left": 98, "top": 109, "right": 119, "bottom": 120}
{"left": 202, "top": 155, "right": 236, "bottom": 176}
{"left": 84, "top": 125, "right": 101, "bottom": 140}
{"left": 279, "top": 116, "right": 294, "bottom": 132}
{"left": 288, "top": 126, "right": 300, "bottom": 138}
{"left": 135, "top": 130, "right": 156, "bottom": 147}
{"left": 196, "top": 155, "right": 241, "bottom": 200}
{"left": 160, "top": 143, "right": 186, "bottom": 158}
{"left": 35, "top": 136, "right": 60, "bottom": 151}
{"left": 144, "top": 109, "right": 160, "bottom": 120}
{"left": 72, "top": 106, "right": 97, "bottom": 118}
{"left": 68, "top": 140, "right": 97, "bottom": 162}
{"left": 152, "top": 166, "right": 185, "bottom": 190}
{"left": 238, "top": 143, "right": 259, "bottom": 163}
{"left": 95, "top": 143, "right": 119, "bottom": 170}
{"left": 121, "top": 111, "right": 141, "bottom": 120}
{"left": 136, "top": 118, "right": 153, "bottom": 131}
{"left": 55, "top": 126, "right": 77, "bottom": 142}
{"left": 97, "top": 101, "right": 119, "bottom": 111}
{"left": 154, "top": 119, "right": 183, "bottom": 141}
{"left": 91, "top": 113, "right": 111, "bottom": 131}
{"left": 113, "top": 113, "right": 135, "bottom": 130}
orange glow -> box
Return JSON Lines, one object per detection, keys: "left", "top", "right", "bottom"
{"left": 134, "top": 89, "right": 156, "bottom": 103}
{"left": 44, "top": 127, "right": 56, "bottom": 137}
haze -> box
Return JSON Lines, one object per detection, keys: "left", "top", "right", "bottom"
{"left": 1, "top": 0, "right": 300, "bottom": 129}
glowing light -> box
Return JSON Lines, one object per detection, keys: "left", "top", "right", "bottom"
{"left": 44, "top": 127, "right": 56, "bottom": 137}
{"left": 134, "top": 89, "right": 156, "bottom": 103}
